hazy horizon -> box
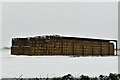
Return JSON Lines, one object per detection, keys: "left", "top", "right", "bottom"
{"left": 2, "top": 2, "right": 118, "bottom": 47}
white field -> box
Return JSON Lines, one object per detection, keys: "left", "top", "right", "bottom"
{"left": 2, "top": 49, "right": 118, "bottom": 78}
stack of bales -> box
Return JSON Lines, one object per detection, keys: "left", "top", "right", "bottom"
{"left": 11, "top": 35, "right": 116, "bottom": 56}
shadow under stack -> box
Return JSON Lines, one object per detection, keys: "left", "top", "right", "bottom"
{"left": 11, "top": 35, "right": 117, "bottom": 56}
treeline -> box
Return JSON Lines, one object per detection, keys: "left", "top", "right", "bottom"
{"left": 2, "top": 73, "right": 120, "bottom": 80}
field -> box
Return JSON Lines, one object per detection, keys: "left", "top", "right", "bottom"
{"left": 1, "top": 49, "right": 118, "bottom": 78}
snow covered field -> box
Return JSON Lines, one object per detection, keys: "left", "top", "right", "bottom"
{"left": 1, "top": 2, "right": 118, "bottom": 78}
{"left": 2, "top": 49, "right": 118, "bottom": 78}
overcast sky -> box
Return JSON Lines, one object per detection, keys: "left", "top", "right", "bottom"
{"left": 2, "top": 2, "right": 118, "bottom": 47}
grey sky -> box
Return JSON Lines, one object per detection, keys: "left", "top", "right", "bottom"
{"left": 0, "top": 1, "right": 2, "bottom": 79}
{"left": 0, "top": 1, "right": 1, "bottom": 48}
{"left": 118, "top": 1, "right": 120, "bottom": 74}
{"left": 2, "top": 2, "right": 118, "bottom": 47}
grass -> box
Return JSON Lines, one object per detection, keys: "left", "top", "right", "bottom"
{"left": 1, "top": 73, "right": 120, "bottom": 80}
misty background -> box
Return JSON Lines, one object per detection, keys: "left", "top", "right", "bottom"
{"left": 2, "top": 2, "right": 118, "bottom": 47}
{"left": 1, "top": 2, "right": 119, "bottom": 78}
